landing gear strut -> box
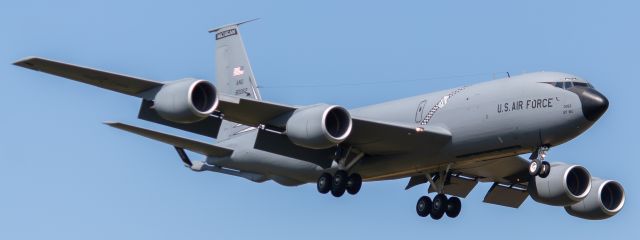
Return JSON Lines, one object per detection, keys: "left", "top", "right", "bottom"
{"left": 529, "top": 146, "right": 551, "bottom": 178}
{"left": 415, "top": 168, "right": 462, "bottom": 220}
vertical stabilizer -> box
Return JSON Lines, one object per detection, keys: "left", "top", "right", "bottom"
{"left": 209, "top": 19, "right": 261, "bottom": 140}
{"left": 209, "top": 19, "right": 262, "bottom": 100}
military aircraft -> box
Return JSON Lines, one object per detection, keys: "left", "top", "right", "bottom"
{"left": 14, "top": 20, "right": 624, "bottom": 220}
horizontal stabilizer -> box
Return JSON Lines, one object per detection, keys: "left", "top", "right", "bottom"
{"left": 105, "top": 122, "right": 233, "bottom": 157}
{"left": 14, "top": 57, "right": 162, "bottom": 97}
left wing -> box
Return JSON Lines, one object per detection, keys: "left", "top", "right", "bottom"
{"left": 14, "top": 57, "right": 162, "bottom": 97}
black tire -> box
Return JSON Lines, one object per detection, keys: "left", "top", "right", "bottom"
{"left": 539, "top": 161, "right": 551, "bottom": 178}
{"left": 331, "top": 170, "right": 348, "bottom": 197}
{"left": 416, "top": 196, "right": 432, "bottom": 217}
{"left": 446, "top": 196, "right": 461, "bottom": 218}
{"left": 430, "top": 194, "right": 448, "bottom": 220}
{"left": 529, "top": 159, "right": 541, "bottom": 176}
{"left": 346, "top": 173, "right": 362, "bottom": 195}
{"left": 317, "top": 173, "right": 333, "bottom": 194}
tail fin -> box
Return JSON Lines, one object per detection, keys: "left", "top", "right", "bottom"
{"left": 210, "top": 19, "right": 262, "bottom": 140}
{"left": 209, "top": 19, "right": 262, "bottom": 100}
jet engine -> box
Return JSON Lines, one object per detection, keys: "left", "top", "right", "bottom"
{"left": 285, "top": 104, "right": 352, "bottom": 149}
{"left": 152, "top": 78, "right": 218, "bottom": 123}
{"left": 565, "top": 178, "right": 625, "bottom": 220}
{"left": 528, "top": 163, "right": 592, "bottom": 206}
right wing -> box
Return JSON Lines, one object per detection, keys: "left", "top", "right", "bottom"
{"left": 14, "top": 57, "right": 224, "bottom": 138}
{"left": 15, "top": 57, "right": 452, "bottom": 155}
{"left": 14, "top": 57, "right": 162, "bottom": 97}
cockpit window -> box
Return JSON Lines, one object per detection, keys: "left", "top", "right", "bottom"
{"left": 544, "top": 81, "right": 594, "bottom": 90}
{"left": 573, "top": 82, "right": 588, "bottom": 88}
{"left": 564, "top": 81, "right": 574, "bottom": 89}
{"left": 555, "top": 82, "right": 563, "bottom": 88}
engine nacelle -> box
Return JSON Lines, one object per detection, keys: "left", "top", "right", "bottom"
{"left": 152, "top": 78, "right": 218, "bottom": 123}
{"left": 565, "top": 178, "right": 625, "bottom": 220}
{"left": 528, "top": 163, "right": 591, "bottom": 206}
{"left": 285, "top": 104, "right": 352, "bottom": 149}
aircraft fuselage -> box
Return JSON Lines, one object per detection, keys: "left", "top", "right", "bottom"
{"left": 208, "top": 71, "right": 608, "bottom": 186}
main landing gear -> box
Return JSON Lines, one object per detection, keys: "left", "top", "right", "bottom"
{"left": 317, "top": 170, "right": 362, "bottom": 197}
{"left": 416, "top": 194, "right": 461, "bottom": 220}
{"left": 317, "top": 147, "right": 364, "bottom": 197}
{"left": 415, "top": 168, "right": 462, "bottom": 220}
{"left": 529, "top": 146, "right": 551, "bottom": 178}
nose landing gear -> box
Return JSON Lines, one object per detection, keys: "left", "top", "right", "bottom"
{"left": 529, "top": 146, "right": 551, "bottom": 178}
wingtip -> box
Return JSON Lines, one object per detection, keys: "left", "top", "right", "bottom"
{"left": 13, "top": 56, "right": 39, "bottom": 67}
{"left": 103, "top": 121, "right": 120, "bottom": 126}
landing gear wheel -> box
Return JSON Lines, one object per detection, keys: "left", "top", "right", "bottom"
{"left": 430, "top": 194, "right": 448, "bottom": 220}
{"left": 331, "top": 170, "right": 348, "bottom": 197}
{"left": 317, "top": 173, "right": 333, "bottom": 194}
{"left": 529, "top": 159, "right": 542, "bottom": 176}
{"left": 416, "top": 196, "right": 432, "bottom": 217}
{"left": 346, "top": 174, "right": 362, "bottom": 195}
{"left": 539, "top": 161, "right": 551, "bottom": 178}
{"left": 445, "top": 196, "right": 461, "bottom": 218}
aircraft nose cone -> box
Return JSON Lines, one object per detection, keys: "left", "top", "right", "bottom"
{"left": 574, "top": 87, "right": 609, "bottom": 121}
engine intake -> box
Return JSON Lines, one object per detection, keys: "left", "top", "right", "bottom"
{"left": 565, "top": 178, "right": 625, "bottom": 220}
{"left": 528, "top": 163, "right": 591, "bottom": 206}
{"left": 153, "top": 78, "right": 218, "bottom": 123}
{"left": 285, "top": 104, "right": 352, "bottom": 149}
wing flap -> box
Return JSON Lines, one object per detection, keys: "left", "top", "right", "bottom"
{"left": 427, "top": 175, "right": 478, "bottom": 198}
{"left": 105, "top": 122, "right": 233, "bottom": 157}
{"left": 347, "top": 118, "right": 451, "bottom": 154}
{"left": 483, "top": 182, "right": 529, "bottom": 208}
{"left": 14, "top": 57, "right": 162, "bottom": 97}
{"left": 217, "top": 94, "right": 296, "bottom": 126}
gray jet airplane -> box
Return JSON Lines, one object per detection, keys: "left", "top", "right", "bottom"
{"left": 14, "top": 20, "right": 624, "bottom": 220}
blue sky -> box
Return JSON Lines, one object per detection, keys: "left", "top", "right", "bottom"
{"left": 1, "top": 0, "right": 637, "bottom": 239}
